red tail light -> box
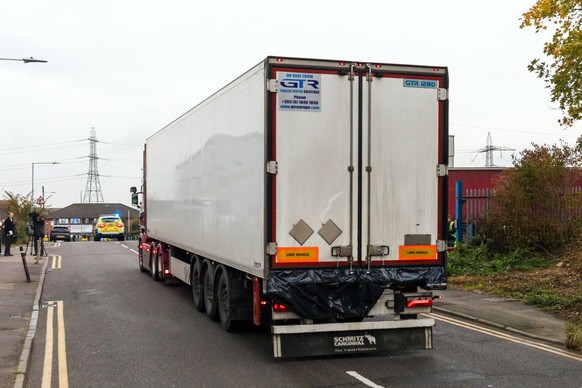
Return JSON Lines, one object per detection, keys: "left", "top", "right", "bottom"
{"left": 406, "top": 299, "right": 433, "bottom": 308}
{"left": 273, "top": 303, "right": 289, "bottom": 312}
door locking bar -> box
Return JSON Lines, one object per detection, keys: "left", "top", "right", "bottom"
{"left": 366, "top": 245, "right": 389, "bottom": 272}
{"left": 331, "top": 245, "right": 354, "bottom": 272}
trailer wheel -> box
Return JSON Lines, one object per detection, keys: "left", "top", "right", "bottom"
{"left": 138, "top": 245, "right": 146, "bottom": 273}
{"left": 217, "top": 270, "right": 233, "bottom": 331}
{"left": 191, "top": 259, "right": 205, "bottom": 312}
{"left": 203, "top": 266, "right": 218, "bottom": 321}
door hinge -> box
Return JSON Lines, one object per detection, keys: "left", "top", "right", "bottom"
{"left": 266, "top": 242, "right": 278, "bottom": 255}
{"left": 437, "top": 88, "right": 448, "bottom": 101}
{"left": 266, "top": 160, "right": 278, "bottom": 175}
{"left": 267, "top": 79, "right": 278, "bottom": 93}
{"left": 436, "top": 164, "right": 448, "bottom": 177}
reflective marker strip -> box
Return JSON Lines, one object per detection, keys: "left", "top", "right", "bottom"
{"left": 276, "top": 247, "right": 319, "bottom": 263}
{"left": 398, "top": 245, "right": 437, "bottom": 260}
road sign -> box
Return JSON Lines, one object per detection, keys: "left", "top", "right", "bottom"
{"left": 36, "top": 196, "right": 45, "bottom": 205}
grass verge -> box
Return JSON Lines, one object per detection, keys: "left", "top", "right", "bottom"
{"left": 448, "top": 242, "right": 582, "bottom": 351}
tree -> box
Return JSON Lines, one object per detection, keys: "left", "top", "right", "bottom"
{"left": 483, "top": 142, "right": 582, "bottom": 251}
{"left": 3, "top": 191, "right": 35, "bottom": 245}
{"left": 521, "top": 0, "right": 582, "bottom": 127}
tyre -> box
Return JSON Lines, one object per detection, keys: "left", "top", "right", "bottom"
{"left": 191, "top": 259, "right": 205, "bottom": 312}
{"left": 203, "top": 265, "right": 218, "bottom": 321}
{"left": 217, "top": 270, "right": 234, "bottom": 331}
{"left": 138, "top": 246, "right": 146, "bottom": 273}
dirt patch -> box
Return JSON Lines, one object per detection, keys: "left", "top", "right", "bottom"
{"left": 450, "top": 243, "right": 582, "bottom": 324}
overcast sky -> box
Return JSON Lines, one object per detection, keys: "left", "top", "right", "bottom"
{"left": 1, "top": 1, "right": 580, "bottom": 209}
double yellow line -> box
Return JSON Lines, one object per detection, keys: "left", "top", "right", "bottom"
{"left": 42, "top": 301, "right": 69, "bottom": 388}
{"left": 49, "top": 255, "right": 62, "bottom": 270}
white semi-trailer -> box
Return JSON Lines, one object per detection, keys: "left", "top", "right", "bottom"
{"left": 131, "top": 56, "right": 449, "bottom": 358}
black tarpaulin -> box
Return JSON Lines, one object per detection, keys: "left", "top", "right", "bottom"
{"left": 267, "top": 267, "right": 446, "bottom": 320}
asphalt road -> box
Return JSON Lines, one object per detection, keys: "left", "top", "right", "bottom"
{"left": 26, "top": 242, "right": 582, "bottom": 387}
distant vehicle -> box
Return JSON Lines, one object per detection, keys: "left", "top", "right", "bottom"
{"left": 93, "top": 215, "right": 125, "bottom": 241}
{"left": 50, "top": 226, "right": 71, "bottom": 242}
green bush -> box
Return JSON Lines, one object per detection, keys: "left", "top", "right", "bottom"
{"left": 448, "top": 242, "right": 550, "bottom": 277}
{"left": 566, "top": 321, "right": 582, "bottom": 352}
{"left": 479, "top": 143, "right": 582, "bottom": 253}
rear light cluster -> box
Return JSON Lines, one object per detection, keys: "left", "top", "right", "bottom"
{"left": 272, "top": 303, "right": 289, "bottom": 313}
{"left": 406, "top": 299, "right": 433, "bottom": 308}
{"left": 394, "top": 293, "right": 439, "bottom": 313}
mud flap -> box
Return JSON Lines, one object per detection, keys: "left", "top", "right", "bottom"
{"left": 272, "top": 318, "right": 434, "bottom": 358}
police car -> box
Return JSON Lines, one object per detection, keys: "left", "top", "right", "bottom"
{"left": 93, "top": 215, "right": 125, "bottom": 241}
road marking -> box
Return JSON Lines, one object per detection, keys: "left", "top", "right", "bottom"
{"left": 121, "top": 244, "right": 128, "bottom": 248}
{"left": 41, "top": 304, "right": 54, "bottom": 388}
{"left": 428, "top": 312, "right": 582, "bottom": 363}
{"left": 57, "top": 301, "right": 69, "bottom": 387}
{"left": 42, "top": 301, "right": 69, "bottom": 388}
{"left": 346, "top": 371, "right": 384, "bottom": 388}
{"left": 50, "top": 255, "right": 62, "bottom": 269}
{"left": 130, "top": 249, "right": 139, "bottom": 255}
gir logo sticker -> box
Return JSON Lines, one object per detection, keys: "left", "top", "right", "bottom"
{"left": 278, "top": 72, "right": 321, "bottom": 112}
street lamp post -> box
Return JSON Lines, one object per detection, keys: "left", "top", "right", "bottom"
{"left": 2, "top": 55, "right": 49, "bottom": 209}
{"left": 31, "top": 162, "right": 59, "bottom": 210}
{"left": 0, "top": 57, "right": 47, "bottom": 63}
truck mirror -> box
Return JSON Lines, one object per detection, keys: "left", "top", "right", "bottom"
{"left": 131, "top": 193, "right": 139, "bottom": 206}
{"left": 130, "top": 186, "right": 137, "bottom": 193}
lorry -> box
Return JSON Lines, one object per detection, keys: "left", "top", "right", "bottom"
{"left": 131, "top": 56, "right": 449, "bottom": 358}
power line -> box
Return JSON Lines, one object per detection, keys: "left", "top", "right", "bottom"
{"left": 451, "top": 122, "right": 579, "bottom": 138}
{"left": 0, "top": 156, "right": 89, "bottom": 171}
{"left": 0, "top": 139, "right": 88, "bottom": 153}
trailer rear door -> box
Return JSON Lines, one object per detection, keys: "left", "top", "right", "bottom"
{"left": 269, "top": 60, "right": 447, "bottom": 269}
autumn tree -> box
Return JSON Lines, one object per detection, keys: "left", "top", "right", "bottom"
{"left": 483, "top": 142, "right": 582, "bottom": 252}
{"left": 521, "top": 0, "right": 582, "bottom": 127}
{"left": 3, "top": 191, "right": 36, "bottom": 245}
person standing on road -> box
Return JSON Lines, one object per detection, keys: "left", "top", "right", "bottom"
{"left": 447, "top": 215, "right": 456, "bottom": 247}
{"left": 4, "top": 212, "right": 16, "bottom": 256}
{"left": 33, "top": 212, "right": 46, "bottom": 257}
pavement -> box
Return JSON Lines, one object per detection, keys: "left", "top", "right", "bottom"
{"left": 433, "top": 289, "right": 566, "bottom": 346}
{"left": 0, "top": 247, "right": 569, "bottom": 388}
{"left": 0, "top": 246, "right": 47, "bottom": 388}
